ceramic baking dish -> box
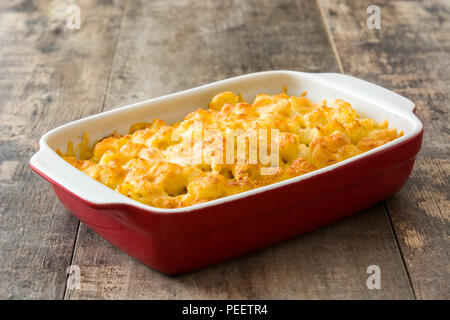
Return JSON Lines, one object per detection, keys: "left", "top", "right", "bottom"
{"left": 30, "top": 71, "right": 423, "bottom": 274}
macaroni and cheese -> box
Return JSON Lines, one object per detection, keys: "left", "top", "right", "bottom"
{"left": 60, "top": 90, "right": 402, "bottom": 208}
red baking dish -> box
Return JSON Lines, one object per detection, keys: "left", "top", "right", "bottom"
{"left": 29, "top": 71, "right": 423, "bottom": 274}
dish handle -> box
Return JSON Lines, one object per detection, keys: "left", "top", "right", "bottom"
{"left": 313, "top": 73, "right": 416, "bottom": 113}
{"left": 29, "top": 146, "right": 122, "bottom": 207}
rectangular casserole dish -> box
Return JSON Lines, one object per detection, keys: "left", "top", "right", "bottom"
{"left": 29, "top": 71, "right": 423, "bottom": 275}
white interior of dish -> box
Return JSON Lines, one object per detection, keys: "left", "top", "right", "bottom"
{"left": 31, "top": 71, "right": 423, "bottom": 213}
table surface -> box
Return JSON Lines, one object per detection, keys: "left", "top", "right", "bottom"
{"left": 0, "top": 0, "right": 448, "bottom": 300}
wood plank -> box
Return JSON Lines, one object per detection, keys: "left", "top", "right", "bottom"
{"left": 67, "top": 0, "right": 414, "bottom": 299}
{"left": 318, "top": 0, "right": 450, "bottom": 299}
{"left": 0, "top": 0, "right": 124, "bottom": 299}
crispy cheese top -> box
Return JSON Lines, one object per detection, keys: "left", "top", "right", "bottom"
{"left": 62, "top": 91, "right": 402, "bottom": 209}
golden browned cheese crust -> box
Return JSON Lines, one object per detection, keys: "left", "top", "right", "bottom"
{"left": 62, "top": 91, "right": 402, "bottom": 209}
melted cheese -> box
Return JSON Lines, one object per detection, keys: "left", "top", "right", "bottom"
{"left": 62, "top": 91, "right": 402, "bottom": 209}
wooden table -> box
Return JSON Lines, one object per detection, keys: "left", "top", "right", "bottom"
{"left": 0, "top": 0, "right": 448, "bottom": 300}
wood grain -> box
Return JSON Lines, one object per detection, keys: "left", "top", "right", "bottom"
{"left": 0, "top": 0, "right": 125, "bottom": 299}
{"left": 318, "top": 0, "right": 450, "bottom": 299}
{"left": 66, "top": 0, "right": 414, "bottom": 299}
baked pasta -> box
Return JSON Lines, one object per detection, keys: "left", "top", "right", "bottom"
{"left": 60, "top": 90, "right": 402, "bottom": 209}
